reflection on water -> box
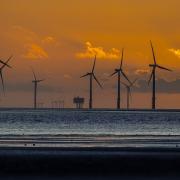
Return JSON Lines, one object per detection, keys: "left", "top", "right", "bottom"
{"left": 0, "top": 109, "right": 180, "bottom": 135}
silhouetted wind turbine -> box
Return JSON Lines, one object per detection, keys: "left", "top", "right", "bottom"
{"left": 31, "top": 68, "right": 44, "bottom": 109}
{"left": 0, "top": 56, "right": 13, "bottom": 93}
{"left": 121, "top": 79, "right": 137, "bottom": 109}
{"left": 110, "top": 49, "right": 131, "bottom": 109}
{"left": 148, "top": 41, "right": 172, "bottom": 110}
{"left": 81, "top": 55, "right": 102, "bottom": 109}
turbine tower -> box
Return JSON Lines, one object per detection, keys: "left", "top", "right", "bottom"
{"left": 121, "top": 79, "right": 137, "bottom": 109}
{"left": 81, "top": 55, "right": 102, "bottom": 109}
{"left": 0, "top": 56, "right": 13, "bottom": 93}
{"left": 148, "top": 41, "right": 172, "bottom": 110}
{"left": 31, "top": 68, "right": 44, "bottom": 109}
{"left": 110, "top": 49, "right": 131, "bottom": 109}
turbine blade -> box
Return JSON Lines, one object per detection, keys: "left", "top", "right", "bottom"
{"left": 0, "top": 56, "right": 13, "bottom": 70}
{"left": 37, "top": 79, "right": 45, "bottom": 82}
{"left": 148, "top": 70, "right": 154, "bottom": 85}
{"left": 80, "top": 73, "right": 89, "bottom": 78}
{"left": 120, "top": 48, "right": 124, "bottom": 69}
{"left": 0, "top": 71, "right": 5, "bottom": 93}
{"left": 0, "top": 59, "right": 12, "bottom": 68}
{"left": 130, "top": 78, "right": 138, "bottom": 87}
{"left": 6, "top": 55, "right": 13, "bottom": 63}
{"left": 93, "top": 74, "right": 103, "bottom": 88}
{"left": 5, "top": 55, "right": 13, "bottom": 65}
{"left": 157, "top": 65, "right": 172, "bottom": 72}
{"left": 92, "top": 55, "right": 96, "bottom": 73}
{"left": 121, "top": 70, "right": 131, "bottom": 84}
{"left": 31, "top": 67, "right": 37, "bottom": 81}
{"left": 110, "top": 71, "right": 118, "bottom": 77}
{"left": 120, "top": 81, "right": 128, "bottom": 87}
{"left": 150, "top": 41, "right": 157, "bottom": 65}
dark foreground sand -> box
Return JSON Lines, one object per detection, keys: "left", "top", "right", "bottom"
{"left": 0, "top": 135, "right": 180, "bottom": 179}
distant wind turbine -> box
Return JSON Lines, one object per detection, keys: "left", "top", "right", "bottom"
{"left": 31, "top": 68, "right": 44, "bottom": 109}
{"left": 0, "top": 56, "right": 13, "bottom": 93}
{"left": 110, "top": 49, "right": 131, "bottom": 109}
{"left": 121, "top": 79, "right": 137, "bottom": 109}
{"left": 81, "top": 55, "right": 102, "bottom": 109}
{"left": 148, "top": 41, "right": 172, "bottom": 110}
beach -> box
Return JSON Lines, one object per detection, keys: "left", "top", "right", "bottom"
{"left": 0, "top": 135, "right": 180, "bottom": 179}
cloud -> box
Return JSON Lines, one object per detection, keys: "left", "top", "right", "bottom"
{"left": 42, "top": 36, "right": 57, "bottom": 44}
{"left": 8, "top": 26, "right": 59, "bottom": 59}
{"left": 63, "top": 74, "right": 72, "bottom": 79}
{"left": 169, "top": 48, "right": 180, "bottom": 58}
{"left": 12, "top": 26, "right": 57, "bottom": 46}
{"left": 11, "top": 25, "right": 38, "bottom": 43}
{"left": 23, "top": 43, "right": 48, "bottom": 59}
{"left": 76, "top": 42, "right": 120, "bottom": 59}
{"left": 135, "top": 69, "right": 149, "bottom": 75}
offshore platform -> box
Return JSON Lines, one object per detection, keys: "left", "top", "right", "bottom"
{"left": 73, "top": 97, "right": 85, "bottom": 109}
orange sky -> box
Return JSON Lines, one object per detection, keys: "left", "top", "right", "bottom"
{"left": 0, "top": 0, "right": 180, "bottom": 108}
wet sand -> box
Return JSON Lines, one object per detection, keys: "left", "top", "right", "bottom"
{"left": 0, "top": 134, "right": 180, "bottom": 148}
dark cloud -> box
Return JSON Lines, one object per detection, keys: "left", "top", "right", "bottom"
{"left": 3, "top": 78, "right": 180, "bottom": 94}
{"left": 134, "top": 79, "right": 180, "bottom": 93}
{"left": 4, "top": 82, "right": 62, "bottom": 93}
{"left": 110, "top": 78, "right": 180, "bottom": 93}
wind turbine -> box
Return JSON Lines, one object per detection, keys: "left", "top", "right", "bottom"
{"left": 0, "top": 56, "right": 13, "bottom": 93}
{"left": 148, "top": 41, "right": 172, "bottom": 110}
{"left": 110, "top": 48, "right": 131, "bottom": 109}
{"left": 81, "top": 55, "right": 102, "bottom": 109}
{"left": 31, "top": 68, "right": 44, "bottom": 109}
{"left": 121, "top": 79, "right": 137, "bottom": 109}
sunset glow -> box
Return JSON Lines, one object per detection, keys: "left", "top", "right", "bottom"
{"left": 0, "top": 0, "right": 180, "bottom": 108}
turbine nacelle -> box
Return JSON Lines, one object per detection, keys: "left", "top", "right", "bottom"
{"left": 32, "top": 80, "right": 44, "bottom": 83}
{"left": 115, "top": 68, "right": 121, "bottom": 72}
{"left": 0, "top": 60, "right": 12, "bottom": 69}
{"left": 80, "top": 72, "right": 92, "bottom": 78}
{"left": 110, "top": 49, "right": 131, "bottom": 84}
{"left": 80, "top": 55, "right": 102, "bottom": 108}
{"left": 0, "top": 55, "right": 13, "bottom": 93}
{"left": 148, "top": 41, "right": 172, "bottom": 95}
{"left": 81, "top": 56, "right": 102, "bottom": 88}
{"left": 149, "top": 64, "right": 172, "bottom": 71}
{"left": 149, "top": 64, "right": 156, "bottom": 68}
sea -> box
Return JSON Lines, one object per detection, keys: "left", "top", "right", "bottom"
{"left": 0, "top": 109, "right": 180, "bottom": 136}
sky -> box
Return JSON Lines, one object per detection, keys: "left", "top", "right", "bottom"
{"left": 0, "top": 0, "right": 180, "bottom": 108}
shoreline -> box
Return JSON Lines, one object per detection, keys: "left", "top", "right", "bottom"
{"left": 0, "top": 135, "right": 180, "bottom": 148}
{"left": 1, "top": 107, "right": 180, "bottom": 112}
